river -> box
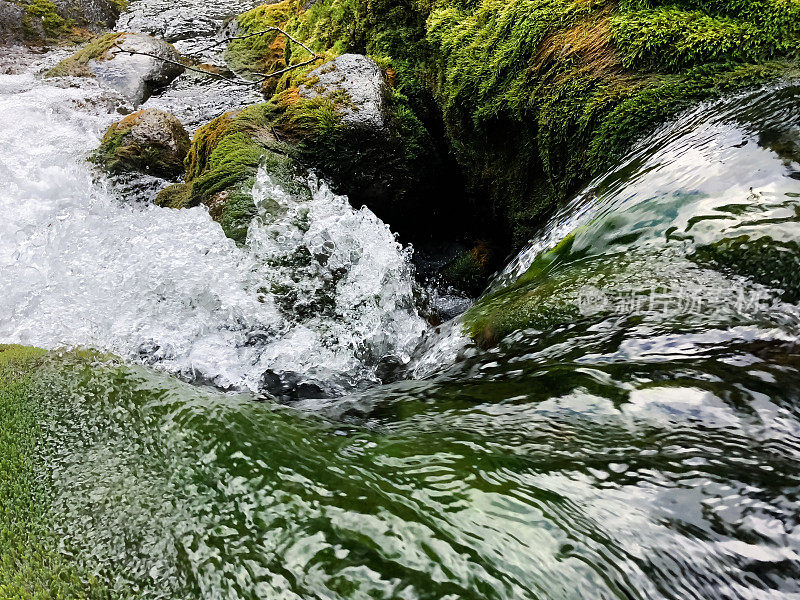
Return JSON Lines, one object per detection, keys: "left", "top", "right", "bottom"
{"left": 1, "top": 1, "right": 800, "bottom": 598}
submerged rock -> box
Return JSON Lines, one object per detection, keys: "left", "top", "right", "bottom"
{"left": 0, "top": 0, "right": 124, "bottom": 45}
{"left": 95, "top": 109, "right": 190, "bottom": 178}
{"left": 47, "top": 32, "right": 184, "bottom": 106}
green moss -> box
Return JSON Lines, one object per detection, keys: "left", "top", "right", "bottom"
{"left": 423, "top": 0, "right": 800, "bottom": 246}
{"left": 94, "top": 110, "right": 190, "bottom": 178}
{"left": 162, "top": 104, "right": 303, "bottom": 241}
{"left": 22, "top": 0, "right": 71, "bottom": 40}
{"left": 0, "top": 345, "right": 127, "bottom": 600}
{"left": 154, "top": 182, "right": 192, "bottom": 208}
{"left": 225, "top": 1, "right": 300, "bottom": 75}
{"left": 217, "top": 0, "right": 799, "bottom": 250}
{"left": 46, "top": 32, "right": 124, "bottom": 77}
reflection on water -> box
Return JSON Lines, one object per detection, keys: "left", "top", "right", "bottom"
{"left": 35, "top": 338, "right": 800, "bottom": 599}
{"left": 28, "top": 82, "right": 800, "bottom": 598}
{"left": 2, "top": 8, "right": 800, "bottom": 598}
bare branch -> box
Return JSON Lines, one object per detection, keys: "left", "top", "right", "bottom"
{"left": 111, "top": 44, "right": 254, "bottom": 86}
{"left": 110, "top": 26, "right": 324, "bottom": 89}
{"left": 258, "top": 56, "right": 322, "bottom": 80}
{"left": 194, "top": 25, "right": 318, "bottom": 60}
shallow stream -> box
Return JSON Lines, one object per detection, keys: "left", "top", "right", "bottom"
{"left": 2, "top": 1, "right": 800, "bottom": 597}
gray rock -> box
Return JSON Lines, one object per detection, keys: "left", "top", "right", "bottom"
{"left": 89, "top": 33, "right": 184, "bottom": 106}
{"left": 0, "top": 1, "right": 25, "bottom": 45}
{"left": 0, "top": 0, "right": 121, "bottom": 45}
{"left": 299, "top": 54, "right": 389, "bottom": 131}
{"left": 57, "top": 0, "right": 120, "bottom": 29}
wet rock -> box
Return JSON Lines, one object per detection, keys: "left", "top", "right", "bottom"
{"left": 291, "top": 54, "right": 448, "bottom": 236}
{"left": 0, "top": 0, "right": 123, "bottom": 46}
{"left": 439, "top": 241, "right": 498, "bottom": 297}
{"left": 259, "top": 369, "right": 326, "bottom": 402}
{"left": 47, "top": 32, "right": 184, "bottom": 106}
{"left": 162, "top": 14, "right": 219, "bottom": 43}
{"left": 299, "top": 54, "right": 390, "bottom": 131}
{"left": 94, "top": 108, "right": 190, "bottom": 178}
{"left": 155, "top": 111, "right": 297, "bottom": 244}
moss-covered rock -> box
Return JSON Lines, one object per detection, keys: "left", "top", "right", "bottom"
{"left": 0, "top": 0, "right": 124, "bottom": 46}
{"left": 47, "top": 32, "right": 184, "bottom": 105}
{"left": 460, "top": 231, "right": 589, "bottom": 347}
{"left": 423, "top": 0, "right": 800, "bottom": 247}
{"left": 160, "top": 49, "right": 451, "bottom": 242}
{"left": 95, "top": 108, "right": 190, "bottom": 178}
{"left": 155, "top": 105, "right": 287, "bottom": 243}
{"left": 221, "top": 0, "right": 800, "bottom": 251}
{"left": 188, "top": 0, "right": 800, "bottom": 253}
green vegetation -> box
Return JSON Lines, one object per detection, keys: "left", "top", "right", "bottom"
{"left": 423, "top": 0, "right": 800, "bottom": 246}
{"left": 13, "top": 0, "right": 126, "bottom": 45}
{"left": 94, "top": 110, "right": 191, "bottom": 178}
{"left": 156, "top": 105, "right": 284, "bottom": 243}
{"left": 224, "top": 0, "right": 309, "bottom": 95}
{"left": 46, "top": 32, "right": 124, "bottom": 77}
{"left": 160, "top": 73, "right": 445, "bottom": 241}
{"left": 22, "top": 0, "right": 71, "bottom": 40}
{"left": 0, "top": 345, "right": 126, "bottom": 599}
{"left": 221, "top": 0, "right": 799, "bottom": 248}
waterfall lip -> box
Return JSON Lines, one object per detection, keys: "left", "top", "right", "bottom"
{"left": 490, "top": 81, "right": 800, "bottom": 295}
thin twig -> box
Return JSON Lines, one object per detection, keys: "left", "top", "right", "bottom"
{"left": 194, "top": 25, "right": 318, "bottom": 60}
{"left": 111, "top": 44, "right": 254, "bottom": 86}
{"left": 257, "top": 56, "right": 322, "bottom": 80}
{"left": 110, "top": 26, "right": 324, "bottom": 88}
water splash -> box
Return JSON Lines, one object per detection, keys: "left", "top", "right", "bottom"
{"left": 0, "top": 57, "right": 428, "bottom": 396}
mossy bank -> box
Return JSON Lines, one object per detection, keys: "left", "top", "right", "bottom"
{"left": 221, "top": 0, "right": 800, "bottom": 251}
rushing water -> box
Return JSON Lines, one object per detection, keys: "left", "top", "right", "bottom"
{"left": 0, "top": 53, "right": 428, "bottom": 396}
{"left": 3, "top": 2, "right": 800, "bottom": 598}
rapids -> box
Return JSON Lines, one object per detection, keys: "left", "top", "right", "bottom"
{"left": 0, "top": 52, "right": 428, "bottom": 396}
{"left": 2, "top": 1, "right": 800, "bottom": 598}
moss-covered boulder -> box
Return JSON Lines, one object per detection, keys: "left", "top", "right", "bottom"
{"left": 155, "top": 104, "right": 292, "bottom": 243}
{"left": 47, "top": 32, "right": 183, "bottom": 105}
{"left": 299, "top": 53, "right": 388, "bottom": 130}
{"left": 95, "top": 108, "right": 190, "bottom": 178}
{"left": 0, "top": 0, "right": 124, "bottom": 46}
{"left": 158, "top": 51, "right": 450, "bottom": 242}
{"left": 224, "top": 0, "right": 800, "bottom": 252}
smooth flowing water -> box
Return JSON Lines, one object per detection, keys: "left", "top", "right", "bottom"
{"left": 2, "top": 4, "right": 800, "bottom": 599}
